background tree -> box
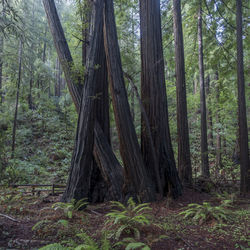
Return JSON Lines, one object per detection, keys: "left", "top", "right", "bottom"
{"left": 173, "top": 0, "right": 192, "bottom": 185}
{"left": 236, "top": 0, "right": 249, "bottom": 194}
{"left": 197, "top": 0, "right": 209, "bottom": 177}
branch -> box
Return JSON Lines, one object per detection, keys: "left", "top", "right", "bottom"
{"left": 0, "top": 213, "right": 20, "bottom": 223}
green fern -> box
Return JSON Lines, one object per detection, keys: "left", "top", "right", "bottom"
{"left": 106, "top": 197, "right": 152, "bottom": 240}
{"left": 39, "top": 243, "right": 68, "bottom": 250}
{"left": 179, "top": 202, "right": 231, "bottom": 224}
{"left": 52, "top": 198, "right": 88, "bottom": 219}
{"left": 115, "top": 237, "right": 150, "bottom": 250}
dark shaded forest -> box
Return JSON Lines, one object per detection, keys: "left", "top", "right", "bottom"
{"left": 0, "top": 0, "right": 249, "bottom": 249}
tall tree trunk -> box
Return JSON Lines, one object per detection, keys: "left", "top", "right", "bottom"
{"left": 28, "top": 0, "right": 35, "bottom": 109}
{"left": 198, "top": 2, "right": 209, "bottom": 177}
{"left": 139, "top": 0, "right": 182, "bottom": 198}
{"left": 0, "top": 35, "right": 3, "bottom": 104}
{"left": 43, "top": 0, "right": 123, "bottom": 201}
{"left": 42, "top": 25, "right": 47, "bottom": 63}
{"left": 205, "top": 76, "right": 213, "bottom": 150}
{"left": 55, "top": 57, "right": 61, "bottom": 97}
{"left": 42, "top": 0, "right": 82, "bottom": 109}
{"left": 62, "top": 0, "right": 106, "bottom": 201}
{"left": 215, "top": 72, "right": 221, "bottom": 174}
{"left": 173, "top": 0, "right": 192, "bottom": 186}
{"left": 236, "top": 0, "right": 250, "bottom": 194}
{"left": 104, "top": 0, "right": 154, "bottom": 201}
{"left": 11, "top": 40, "right": 23, "bottom": 158}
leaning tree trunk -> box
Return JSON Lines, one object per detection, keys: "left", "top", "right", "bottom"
{"left": 11, "top": 40, "right": 23, "bottom": 158}
{"left": 173, "top": 0, "right": 192, "bottom": 186}
{"left": 62, "top": 0, "right": 106, "bottom": 201}
{"left": 104, "top": 0, "right": 154, "bottom": 201}
{"left": 139, "top": 0, "right": 182, "bottom": 198}
{"left": 236, "top": 0, "right": 250, "bottom": 194}
{"left": 198, "top": 2, "right": 209, "bottom": 177}
{"left": 43, "top": 0, "right": 123, "bottom": 201}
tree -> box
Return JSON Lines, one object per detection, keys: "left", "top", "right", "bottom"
{"left": 104, "top": 0, "right": 154, "bottom": 201}
{"left": 0, "top": 34, "right": 3, "bottom": 104}
{"left": 62, "top": 0, "right": 105, "bottom": 201}
{"left": 11, "top": 40, "right": 23, "bottom": 158}
{"left": 43, "top": 0, "right": 123, "bottom": 202}
{"left": 139, "top": 0, "right": 182, "bottom": 198}
{"left": 173, "top": 0, "right": 192, "bottom": 185}
{"left": 236, "top": 0, "right": 249, "bottom": 194}
{"left": 197, "top": 1, "right": 209, "bottom": 177}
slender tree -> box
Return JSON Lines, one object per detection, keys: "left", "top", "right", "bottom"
{"left": 198, "top": 1, "right": 209, "bottom": 177}
{"left": 11, "top": 40, "right": 23, "bottom": 158}
{"left": 215, "top": 72, "right": 221, "bottom": 173}
{"left": 205, "top": 76, "right": 213, "bottom": 150}
{"left": 140, "top": 0, "right": 182, "bottom": 198}
{"left": 173, "top": 0, "right": 192, "bottom": 185}
{"left": 0, "top": 35, "right": 3, "bottom": 104}
{"left": 236, "top": 0, "right": 249, "bottom": 194}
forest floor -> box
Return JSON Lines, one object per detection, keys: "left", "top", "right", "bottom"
{"left": 0, "top": 187, "right": 249, "bottom": 250}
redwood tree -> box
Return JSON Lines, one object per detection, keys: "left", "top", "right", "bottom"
{"left": 62, "top": 0, "right": 106, "bottom": 201}
{"left": 236, "top": 0, "right": 249, "bottom": 194}
{"left": 198, "top": 1, "right": 209, "bottom": 177}
{"left": 139, "top": 0, "right": 182, "bottom": 198}
{"left": 173, "top": 0, "right": 192, "bottom": 185}
{"left": 43, "top": 0, "right": 123, "bottom": 202}
{"left": 104, "top": 0, "right": 154, "bottom": 201}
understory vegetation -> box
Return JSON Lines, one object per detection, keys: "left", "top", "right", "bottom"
{"left": 0, "top": 187, "right": 249, "bottom": 249}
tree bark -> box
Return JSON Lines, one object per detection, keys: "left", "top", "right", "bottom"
{"left": 236, "top": 0, "right": 250, "bottom": 194}
{"left": 173, "top": 0, "right": 192, "bottom": 186}
{"left": 43, "top": 0, "right": 123, "bottom": 201}
{"left": 11, "top": 40, "right": 23, "bottom": 158}
{"left": 215, "top": 72, "right": 221, "bottom": 173}
{"left": 139, "top": 0, "right": 182, "bottom": 198}
{"left": 0, "top": 35, "right": 3, "bottom": 104}
{"left": 42, "top": 0, "right": 82, "bottom": 110}
{"left": 62, "top": 0, "right": 105, "bottom": 201}
{"left": 198, "top": 2, "right": 209, "bottom": 177}
{"left": 205, "top": 75, "right": 213, "bottom": 150}
{"left": 104, "top": 0, "right": 154, "bottom": 201}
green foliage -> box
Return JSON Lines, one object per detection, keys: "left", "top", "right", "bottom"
{"left": 52, "top": 199, "right": 88, "bottom": 219}
{"left": 39, "top": 231, "right": 111, "bottom": 250}
{"left": 179, "top": 202, "right": 232, "bottom": 225}
{"left": 40, "top": 243, "right": 68, "bottom": 250}
{"left": 105, "top": 197, "right": 152, "bottom": 240}
{"left": 115, "top": 237, "right": 150, "bottom": 250}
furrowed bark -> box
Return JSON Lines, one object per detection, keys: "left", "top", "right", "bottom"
{"left": 62, "top": 0, "right": 105, "bottom": 201}
{"left": 140, "top": 0, "right": 182, "bottom": 198}
{"left": 236, "top": 0, "right": 250, "bottom": 194}
{"left": 43, "top": 0, "right": 123, "bottom": 201}
{"left": 104, "top": 0, "right": 154, "bottom": 201}
{"left": 198, "top": 1, "right": 209, "bottom": 177}
{"left": 173, "top": 0, "right": 192, "bottom": 186}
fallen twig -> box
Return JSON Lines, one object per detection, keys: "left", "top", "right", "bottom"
{"left": 0, "top": 213, "right": 20, "bottom": 223}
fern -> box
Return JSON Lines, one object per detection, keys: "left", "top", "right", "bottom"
{"left": 106, "top": 197, "right": 152, "bottom": 240}
{"left": 39, "top": 243, "right": 68, "bottom": 250}
{"left": 52, "top": 198, "right": 88, "bottom": 219}
{"left": 179, "top": 202, "right": 231, "bottom": 224}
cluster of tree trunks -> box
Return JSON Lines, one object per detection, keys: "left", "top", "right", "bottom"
{"left": 43, "top": 0, "right": 183, "bottom": 202}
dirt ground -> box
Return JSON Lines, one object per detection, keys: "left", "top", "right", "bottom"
{"left": 0, "top": 187, "right": 249, "bottom": 249}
